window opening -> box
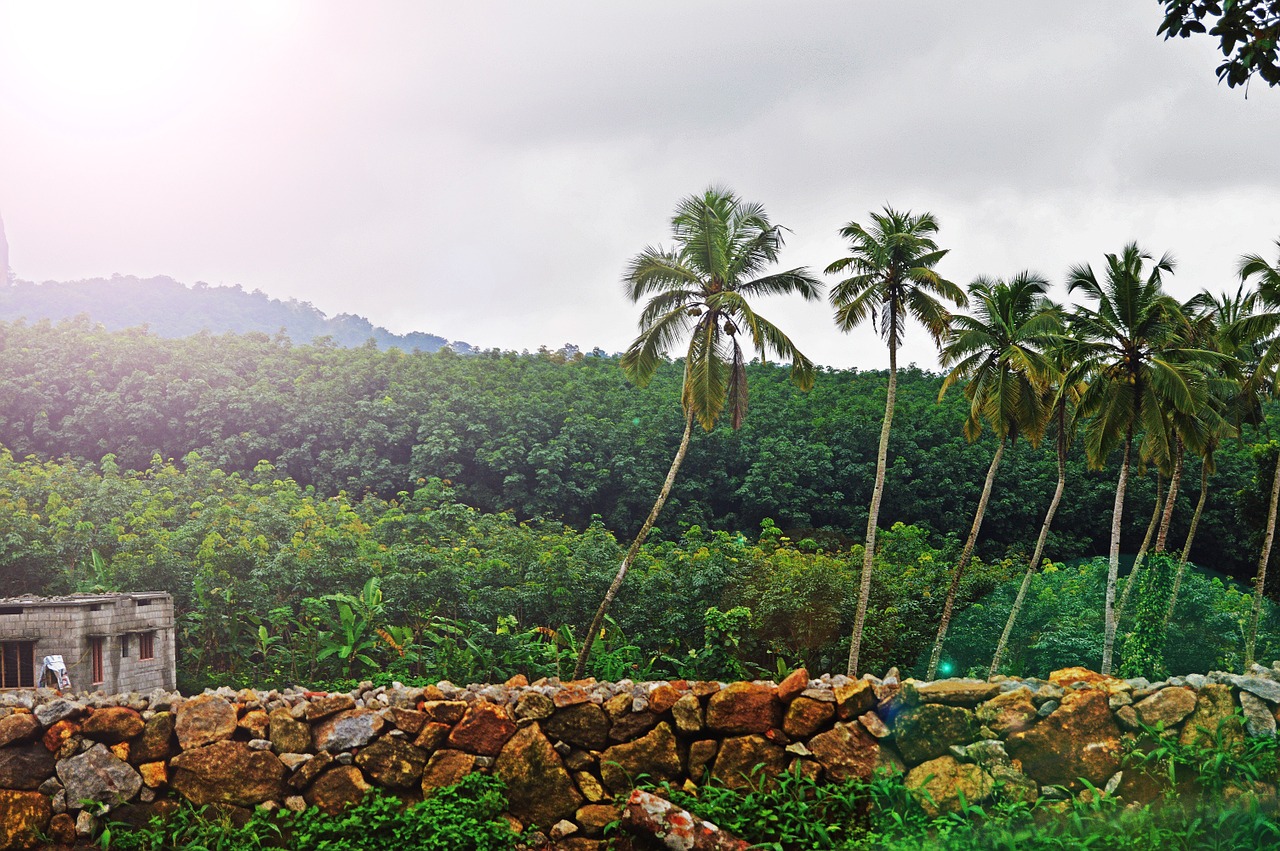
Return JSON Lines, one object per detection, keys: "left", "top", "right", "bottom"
{"left": 91, "top": 637, "right": 104, "bottom": 684}
{"left": 139, "top": 631, "right": 155, "bottom": 661}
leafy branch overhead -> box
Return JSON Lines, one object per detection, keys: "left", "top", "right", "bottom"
{"left": 1159, "top": 0, "right": 1280, "bottom": 87}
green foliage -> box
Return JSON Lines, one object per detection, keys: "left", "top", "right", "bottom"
{"left": 102, "top": 774, "right": 517, "bottom": 851}
{"left": 1118, "top": 552, "right": 1178, "bottom": 679}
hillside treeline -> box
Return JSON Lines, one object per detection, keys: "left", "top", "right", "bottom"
{"left": 0, "top": 318, "right": 1270, "bottom": 581}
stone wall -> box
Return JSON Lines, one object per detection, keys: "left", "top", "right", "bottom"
{"left": 1, "top": 665, "right": 1279, "bottom": 850}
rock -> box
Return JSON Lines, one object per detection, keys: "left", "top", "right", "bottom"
{"left": 1007, "top": 689, "right": 1120, "bottom": 790}
{"left": 515, "top": 693, "right": 554, "bottom": 721}
{"left": 423, "top": 700, "right": 468, "bottom": 724}
{"left": 304, "top": 694, "right": 356, "bottom": 721}
{"left": 858, "top": 711, "right": 892, "bottom": 739}
{"left": 711, "top": 735, "right": 787, "bottom": 790}
{"left": 576, "top": 803, "right": 621, "bottom": 837}
{"left": 313, "top": 709, "right": 382, "bottom": 753}
{"left": 238, "top": 709, "right": 270, "bottom": 739}
{"left": 0, "top": 790, "right": 51, "bottom": 851}
{"left": 892, "top": 704, "right": 980, "bottom": 766}
{"left": 622, "top": 789, "right": 750, "bottom": 851}
{"left": 807, "top": 721, "right": 880, "bottom": 782}
{"left": 917, "top": 680, "right": 1001, "bottom": 706}
{"left": 413, "top": 721, "right": 453, "bottom": 752}
{"left": 574, "top": 771, "right": 606, "bottom": 802}
{"left": 81, "top": 707, "right": 145, "bottom": 743}
{"left": 543, "top": 703, "right": 610, "bottom": 751}
{"left": 304, "top": 766, "right": 370, "bottom": 815}
{"left": 1232, "top": 675, "right": 1280, "bottom": 704}
{"left": 607, "top": 697, "right": 662, "bottom": 743}
{"left": 288, "top": 751, "right": 333, "bottom": 790}
{"left": 0, "top": 743, "right": 57, "bottom": 790}
{"left": 777, "top": 668, "right": 810, "bottom": 703}
{"left": 169, "top": 740, "right": 286, "bottom": 806}
{"left": 833, "top": 680, "right": 877, "bottom": 720}
{"left": 671, "top": 693, "right": 703, "bottom": 733}
{"left": 34, "top": 699, "right": 85, "bottom": 728}
{"left": 783, "top": 696, "right": 835, "bottom": 738}
{"left": 421, "top": 749, "right": 477, "bottom": 794}
{"left": 1115, "top": 705, "right": 1140, "bottom": 731}
{"left": 1240, "top": 691, "right": 1277, "bottom": 738}
{"left": 0, "top": 713, "right": 40, "bottom": 748}
{"left": 130, "top": 712, "right": 175, "bottom": 764}
{"left": 354, "top": 737, "right": 427, "bottom": 788}
{"left": 48, "top": 811, "right": 76, "bottom": 845}
{"left": 600, "top": 722, "right": 682, "bottom": 795}
{"left": 1179, "top": 684, "right": 1243, "bottom": 751}
{"left": 42, "top": 720, "right": 79, "bottom": 756}
{"left": 976, "top": 687, "right": 1037, "bottom": 737}
{"left": 175, "top": 695, "right": 237, "bottom": 750}
{"left": 269, "top": 707, "right": 312, "bottom": 754}
{"left": 75, "top": 810, "right": 96, "bottom": 839}
{"left": 496, "top": 724, "right": 583, "bottom": 828}
{"left": 649, "top": 684, "right": 681, "bottom": 714}
{"left": 905, "top": 755, "right": 993, "bottom": 817}
{"left": 688, "top": 740, "right": 718, "bottom": 781}
{"left": 706, "top": 682, "right": 781, "bottom": 734}
{"left": 138, "top": 761, "right": 167, "bottom": 788}
{"left": 447, "top": 702, "right": 517, "bottom": 756}
{"left": 1133, "top": 686, "right": 1197, "bottom": 730}
{"left": 1047, "top": 667, "right": 1125, "bottom": 691}
{"left": 57, "top": 743, "right": 142, "bottom": 809}
{"left": 388, "top": 707, "right": 429, "bottom": 734}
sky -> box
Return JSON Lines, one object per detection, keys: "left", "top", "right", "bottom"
{"left": 0, "top": 1, "right": 1277, "bottom": 370}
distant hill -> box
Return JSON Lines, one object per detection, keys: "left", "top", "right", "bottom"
{"left": 0, "top": 275, "right": 461, "bottom": 352}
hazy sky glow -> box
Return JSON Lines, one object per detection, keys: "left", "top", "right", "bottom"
{"left": 1, "top": 1, "right": 1277, "bottom": 369}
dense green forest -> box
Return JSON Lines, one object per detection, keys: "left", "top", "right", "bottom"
{"left": 1, "top": 318, "right": 1277, "bottom": 687}
{"left": 0, "top": 275, "right": 453, "bottom": 351}
{"left": 0, "top": 318, "right": 1270, "bottom": 581}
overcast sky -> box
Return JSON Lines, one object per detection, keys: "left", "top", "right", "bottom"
{"left": 1, "top": 1, "right": 1277, "bottom": 370}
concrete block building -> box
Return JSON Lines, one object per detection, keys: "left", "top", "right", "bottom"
{"left": 0, "top": 592, "right": 176, "bottom": 693}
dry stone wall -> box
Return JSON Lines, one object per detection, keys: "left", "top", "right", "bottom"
{"left": 3, "top": 664, "right": 1280, "bottom": 850}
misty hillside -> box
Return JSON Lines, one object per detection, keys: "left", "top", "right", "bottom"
{"left": 0, "top": 275, "right": 458, "bottom": 352}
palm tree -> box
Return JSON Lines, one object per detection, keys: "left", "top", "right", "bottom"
{"left": 572, "top": 186, "right": 823, "bottom": 679}
{"left": 1238, "top": 241, "right": 1280, "bottom": 667}
{"left": 925, "top": 272, "right": 1057, "bottom": 679}
{"left": 1067, "top": 243, "right": 1215, "bottom": 675}
{"left": 827, "top": 207, "right": 965, "bottom": 677}
{"left": 989, "top": 330, "right": 1086, "bottom": 676}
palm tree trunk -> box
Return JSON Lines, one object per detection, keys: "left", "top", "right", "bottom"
{"left": 572, "top": 410, "right": 694, "bottom": 680}
{"left": 1164, "top": 459, "right": 1210, "bottom": 629}
{"left": 990, "top": 437, "right": 1066, "bottom": 677}
{"left": 1101, "top": 436, "right": 1132, "bottom": 676}
{"left": 847, "top": 341, "right": 897, "bottom": 677}
{"left": 1245, "top": 448, "right": 1280, "bottom": 668}
{"left": 1116, "top": 473, "right": 1163, "bottom": 629}
{"left": 927, "top": 439, "right": 1005, "bottom": 680}
{"left": 1154, "top": 441, "right": 1184, "bottom": 553}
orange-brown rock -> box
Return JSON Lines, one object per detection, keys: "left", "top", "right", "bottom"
{"left": 976, "top": 687, "right": 1038, "bottom": 737}
{"left": 41, "top": 720, "right": 78, "bottom": 754}
{"left": 495, "top": 724, "right": 583, "bottom": 828}
{"left": 139, "top": 761, "right": 168, "bottom": 789}
{"left": 304, "top": 765, "right": 370, "bottom": 815}
{"left": 421, "top": 749, "right": 477, "bottom": 794}
{"left": 304, "top": 694, "right": 356, "bottom": 721}
{"left": 706, "top": 682, "right": 781, "bottom": 734}
{"left": 544, "top": 703, "right": 610, "bottom": 751}
{"left": 917, "top": 680, "right": 1001, "bottom": 706}
{"left": 175, "top": 694, "right": 237, "bottom": 750}
{"left": 688, "top": 740, "right": 718, "bottom": 781}
{"left": 648, "top": 683, "right": 681, "bottom": 714}
{"left": 0, "top": 713, "right": 40, "bottom": 748}
{"left": 710, "top": 735, "right": 787, "bottom": 790}
{"left": 237, "top": 709, "right": 270, "bottom": 739}
{"left": 807, "top": 721, "right": 880, "bottom": 782}
{"left": 288, "top": 751, "right": 334, "bottom": 790}
{"left": 354, "top": 737, "right": 427, "bottom": 788}
{"left": 169, "top": 740, "right": 286, "bottom": 806}
{"left": 600, "top": 722, "right": 682, "bottom": 794}
{"left": 1133, "top": 686, "right": 1197, "bottom": 730}
{"left": 777, "top": 668, "right": 810, "bottom": 704}
{"left": 504, "top": 673, "right": 529, "bottom": 688}
{"left": 833, "top": 680, "right": 877, "bottom": 720}
{"left": 47, "top": 812, "right": 76, "bottom": 846}
{"left": 447, "top": 702, "right": 517, "bottom": 756}
{"left": 783, "top": 696, "right": 835, "bottom": 738}
{"left": 131, "top": 711, "right": 175, "bottom": 764}
{"left": 0, "top": 743, "right": 56, "bottom": 790}
{"left": 0, "top": 790, "right": 51, "bottom": 851}
{"left": 905, "top": 755, "right": 993, "bottom": 817}
{"left": 576, "top": 803, "right": 622, "bottom": 837}
{"left": 1007, "top": 689, "right": 1120, "bottom": 790}
{"left": 1048, "top": 667, "right": 1125, "bottom": 692}
{"left": 422, "top": 700, "right": 468, "bottom": 725}
{"left": 389, "top": 707, "right": 428, "bottom": 735}
{"left": 414, "top": 721, "right": 453, "bottom": 752}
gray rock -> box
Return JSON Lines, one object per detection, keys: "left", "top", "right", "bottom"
{"left": 1109, "top": 693, "right": 1133, "bottom": 709}
{"left": 1232, "top": 675, "right": 1280, "bottom": 704}
{"left": 1239, "top": 691, "right": 1277, "bottom": 738}
{"left": 1036, "top": 700, "right": 1059, "bottom": 718}
{"left": 76, "top": 810, "right": 98, "bottom": 837}
{"left": 1104, "top": 771, "right": 1123, "bottom": 795}
{"left": 35, "top": 698, "right": 85, "bottom": 727}
{"left": 57, "top": 743, "right": 143, "bottom": 809}
{"left": 1185, "top": 674, "right": 1207, "bottom": 689}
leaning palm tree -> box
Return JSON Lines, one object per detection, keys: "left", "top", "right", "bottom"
{"left": 989, "top": 329, "right": 1087, "bottom": 676}
{"left": 926, "top": 272, "right": 1057, "bottom": 679}
{"left": 827, "top": 207, "right": 965, "bottom": 677}
{"left": 1238, "top": 240, "right": 1280, "bottom": 667}
{"left": 572, "top": 186, "right": 823, "bottom": 679}
{"left": 1067, "top": 243, "right": 1216, "bottom": 675}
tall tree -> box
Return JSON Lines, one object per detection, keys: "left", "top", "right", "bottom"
{"left": 1238, "top": 240, "right": 1280, "bottom": 667}
{"left": 826, "top": 207, "right": 965, "bottom": 677}
{"left": 573, "top": 187, "right": 822, "bottom": 679}
{"left": 989, "top": 329, "right": 1085, "bottom": 676}
{"left": 1158, "top": 0, "right": 1280, "bottom": 88}
{"left": 1068, "top": 243, "right": 1212, "bottom": 675}
{"left": 925, "top": 273, "right": 1056, "bottom": 679}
